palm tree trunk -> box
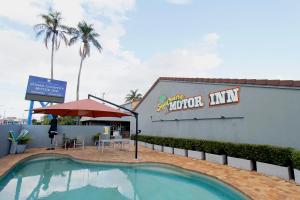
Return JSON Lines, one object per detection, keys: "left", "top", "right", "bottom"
{"left": 51, "top": 36, "right": 55, "bottom": 80}
{"left": 76, "top": 56, "right": 85, "bottom": 101}
{"left": 76, "top": 56, "right": 85, "bottom": 125}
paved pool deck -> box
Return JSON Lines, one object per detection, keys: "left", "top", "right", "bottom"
{"left": 0, "top": 145, "right": 299, "bottom": 200}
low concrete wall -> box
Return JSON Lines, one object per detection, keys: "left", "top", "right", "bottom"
{"left": 22, "top": 125, "right": 105, "bottom": 148}
{"left": 0, "top": 125, "right": 21, "bottom": 157}
{"left": 0, "top": 125, "right": 107, "bottom": 151}
{"left": 294, "top": 169, "right": 300, "bottom": 184}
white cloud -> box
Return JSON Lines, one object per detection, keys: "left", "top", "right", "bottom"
{"left": 139, "top": 32, "right": 222, "bottom": 78}
{"left": 0, "top": 0, "right": 221, "bottom": 119}
{"left": 165, "top": 0, "right": 192, "bottom": 5}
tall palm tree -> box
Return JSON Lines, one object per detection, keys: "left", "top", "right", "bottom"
{"left": 125, "top": 89, "right": 143, "bottom": 102}
{"left": 34, "top": 10, "right": 69, "bottom": 79}
{"left": 69, "top": 21, "right": 102, "bottom": 100}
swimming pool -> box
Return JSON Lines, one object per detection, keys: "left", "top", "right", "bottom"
{"left": 0, "top": 155, "right": 249, "bottom": 200}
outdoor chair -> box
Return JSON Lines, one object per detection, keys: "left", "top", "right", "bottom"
{"left": 98, "top": 134, "right": 111, "bottom": 153}
{"left": 53, "top": 134, "right": 63, "bottom": 148}
{"left": 112, "top": 135, "right": 123, "bottom": 149}
{"left": 112, "top": 135, "right": 130, "bottom": 150}
{"left": 74, "top": 136, "right": 85, "bottom": 150}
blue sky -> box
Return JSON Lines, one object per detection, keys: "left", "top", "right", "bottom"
{"left": 122, "top": 0, "right": 300, "bottom": 78}
{"left": 0, "top": 0, "right": 299, "bottom": 118}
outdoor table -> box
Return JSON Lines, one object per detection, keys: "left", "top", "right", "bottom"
{"left": 97, "top": 138, "right": 130, "bottom": 153}
{"left": 98, "top": 139, "right": 112, "bottom": 153}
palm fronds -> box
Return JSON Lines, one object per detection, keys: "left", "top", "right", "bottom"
{"left": 125, "top": 89, "right": 143, "bottom": 102}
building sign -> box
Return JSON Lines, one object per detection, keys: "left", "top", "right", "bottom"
{"left": 157, "top": 94, "right": 204, "bottom": 112}
{"left": 156, "top": 87, "right": 240, "bottom": 113}
{"left": 209, "top": 87, "right": 240, "bottom": 106}
{"left": 25, "top": 75, "right": 67, "bottom": 103}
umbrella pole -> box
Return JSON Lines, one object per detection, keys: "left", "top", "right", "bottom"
{"left": 88, "top": 94, "right": 140, "bottom": 159}
{"left": 135, "top": 113, "right": 139, "bottom": 159}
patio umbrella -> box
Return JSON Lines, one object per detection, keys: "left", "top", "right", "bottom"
{"left": 33, "top": 99, "right": 131, "bottom": 118}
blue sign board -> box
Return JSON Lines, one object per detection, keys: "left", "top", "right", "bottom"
{"left": 25, "top": 75, "right": 67, "bottom": 103}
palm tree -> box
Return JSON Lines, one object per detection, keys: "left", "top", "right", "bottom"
{"left": 34, "top": 10, "right": 69, "bottom": 80}
{"left": 125, "top": 89, "right": 143, "bottom": 102}
{"left": 69, "top": 21, "right": 102, "bottom": 100}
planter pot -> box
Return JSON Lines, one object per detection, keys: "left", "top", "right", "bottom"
{"left": 163, "top": 146, "right": 173, "bottom": 154}
{"left": 9, "top": 142, "right": 17, "bottom": 154}
{"left": 129, "top": 140, "right": 135, "bottom": 145}
{"left": 188, "top": 150, "right": 204, "bottom": 160}
{"left": 205, "top": 153, "right": 226, "bottom": 165}
{"left": 138, "top": 141, "right": 145, "bottom": 146}
{"left": 174, "top": 148, "right": 186, "bottom": 156}
{"left": 16, "top": 144, "right": 27, "bottom": 154}
{"left": 154, "top": 145, "right": 163, "bottom": 152}
{"left": 256, "top": 161, "right": 291, "bottom": 180}
{"left": 145, "top": 143, "right": 153, "bottom": 150}
{"left": 227, "top": 156, "right": 254, "bottom": 171}
{"left": 294, "top": 169, "right": 300, "bottom": 184}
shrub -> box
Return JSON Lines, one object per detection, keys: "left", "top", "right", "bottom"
{"left": 292, "top": 150, "right": 300, "bottom": 170}
{"left": 92, "top": 133, "right": 101, "bottom": 143}
{"left": 134, "top": 134, "right": 294, "bottom": 167}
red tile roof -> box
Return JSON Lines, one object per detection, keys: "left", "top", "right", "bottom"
{"left": 134, "top": 77, "right": 300, "bottom": 111}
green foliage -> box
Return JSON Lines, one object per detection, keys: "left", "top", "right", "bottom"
{"left": 134, "top": 135, "right": 295, "bottom": 167}
{"left": 40, "top": 115, "right": 77, "bottom": 125}
{"left": 18, "top": 135, "right": 31, "bottom": 145}
{"left": 32, "top": 119, "right": 41, "bottom": 125}
{"left": 8, "top": 131, "right": 17, "bottom": 143}
{"left": 92, "top": 133, "right": 101, "bottom": 143}
{"left": 34, "top": 10, "right": 69, "bottom": 50}
{"left": 8, "top": 129, "right": 30, "bottom": 145}
{"left": 292, "top": 150, "right": 300, "bottom": 170}
{"left": 125, "top": 89, "right": 143, "bottom": 103}
{"left": 58, "top": 116, "right": 77, "bottom": 125}
{"left": 41, "top": 115, "right": 51, "bottom": 125}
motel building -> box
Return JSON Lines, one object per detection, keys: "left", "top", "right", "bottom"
{"left": 132, "top": 77, "right": 300, "bottom": 149}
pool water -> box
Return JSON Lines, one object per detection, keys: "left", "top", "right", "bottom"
{"left": 0, "top": 156, "right": 248, "bottom": 200}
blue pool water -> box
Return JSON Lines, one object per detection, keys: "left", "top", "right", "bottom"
{"left": 0, "top": 156, "right": 248, "bottom": 200}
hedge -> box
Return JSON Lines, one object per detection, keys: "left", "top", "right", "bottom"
{"left": 292, "top": 150, "right": 300, "bottom": 170}
{"left": 132, "top": 135, "right": 295, "bottom": 167}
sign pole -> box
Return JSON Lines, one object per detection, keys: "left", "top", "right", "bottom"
{"left": 27, "top": 100, "right": 34, "bottom": 125}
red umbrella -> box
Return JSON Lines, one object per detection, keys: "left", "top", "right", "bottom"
{"left": 33, "top": 99, "right": 131, "bottom": 118}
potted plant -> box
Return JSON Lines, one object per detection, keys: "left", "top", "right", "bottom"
{"left": 8, "top": 131, "right": 17, "bottom": 154}
{"left": 16, "top": 134, "right": 30, "bottom": 153}
{"left": 8, "top": 129, "right": 30, "bottom": 154}
{"left": 92, "top": 133, "right": 101, "bottom": 145}
{"left": 292, "top": 150, "right": 300, "bottom": 184}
